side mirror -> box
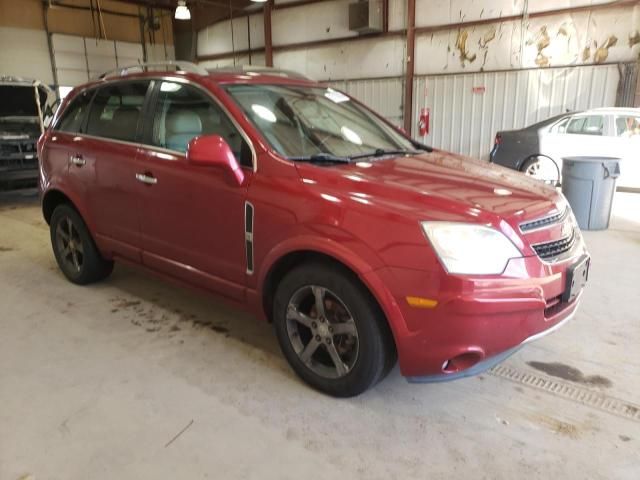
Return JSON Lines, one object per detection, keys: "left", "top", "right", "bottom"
{"left": 186, "top": 134, "right": 245, "bottom": 186}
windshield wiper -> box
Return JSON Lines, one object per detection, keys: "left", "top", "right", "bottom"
{"left": 348, "top": 148, "right": 418, "bottom": 160}
{"left": 289, "top": 153, "right": 352, "bottom": 164}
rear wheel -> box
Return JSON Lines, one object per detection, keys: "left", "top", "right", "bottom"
{"left": 273, "top": 262, "right": 395, "bottom": 397}
{"left": 521, "top": 156, "right": 560, "bottom": 185}
{"left": 50, "top": 204, "right": 113, "bottom": 284}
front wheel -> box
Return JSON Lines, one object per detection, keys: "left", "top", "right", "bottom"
{"left": 273, "top": 263, "right": 395, "bottom": 397}
{"left": 50, "top": 204, "right": 114, "bottom": 285}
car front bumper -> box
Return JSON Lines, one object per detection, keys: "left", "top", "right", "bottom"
{"left": 367, "top": 253, "right": 588, "bottom": 380}
{"left": 405, "top": 293, "right": 581, "bottom": 382}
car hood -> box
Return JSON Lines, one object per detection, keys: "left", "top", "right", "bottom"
{"left": 294, "top": 150, "right": 562, "bottom": 225}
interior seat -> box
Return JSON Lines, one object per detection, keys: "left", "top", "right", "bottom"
{"left": 110, "top": 106, "right": 140, "bottom": 141}
{"left": 166, "top": 110, "right": 203, "bottom": 152}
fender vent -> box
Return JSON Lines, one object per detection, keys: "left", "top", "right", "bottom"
{"left": 245, "top": 202, "right": 254, "bottom": 274}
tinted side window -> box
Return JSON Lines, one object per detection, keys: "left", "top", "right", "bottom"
{"left": 567, "top": 115, "right": 603, "bottom": 136}
{"left": 151, "top": 81, "right": 252, "bottom": 167}
{"left": 581, "top": 115, "right": 604, "bottom": 135}
{"left": 56, "top": 90, "right": 93, "bottom": 133}
{"left": 566, "top": 117, "right": 586, "bottom": 134}
{"left": 86, "top": 82, "right": 149, "bottom": 142}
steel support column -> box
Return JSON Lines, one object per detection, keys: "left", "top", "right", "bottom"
{"left": 264, "top": 0, "right": 273, "bottom": 67}
{"left": 403, "top": 0, "right": 416, "bottom": 133}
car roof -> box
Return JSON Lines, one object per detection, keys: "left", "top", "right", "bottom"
{"left": 580, "top": 107, "right": 640, "bottom": 115}
{"left": 70, "top": 68, "right": 322, "bottom": 96}
{"left": 523, "top": 112, "right": 576, "bottom": 130}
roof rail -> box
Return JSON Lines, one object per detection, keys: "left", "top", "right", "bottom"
{"left": 98, "top": 61, "right": 208, "bottom": 79}
{"left": 205, "top": 65, "right": 312, "bottom": 81}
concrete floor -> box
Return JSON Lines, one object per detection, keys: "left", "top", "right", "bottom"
{"left": 1, "top": 190, "right": 639, "bottom": 480}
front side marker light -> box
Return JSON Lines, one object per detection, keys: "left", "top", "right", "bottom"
{"left": 406, "top": 296, "right": 438, "bottom": 309}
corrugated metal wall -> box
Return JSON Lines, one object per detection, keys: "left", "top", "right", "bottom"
{"left": 52, "top": 34, "right": 145, "bottom": 87}
{"left": 412, "top": 64, "right": 622, "bottom": 160}
{"left": 327, "top": 77, "right": 404, "bottom": 127}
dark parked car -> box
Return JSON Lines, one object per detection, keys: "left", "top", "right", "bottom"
{"left": 490, "top": 113, "right": 573, "bottom": 185}
{"left": 38, "top": 62, "right": 589, "bottom": 397}
{"left": 490, "top": 108, "right": 640, "bottom": 188}
{"left": 0, "top": 76, "right": 55, "bottom": 189}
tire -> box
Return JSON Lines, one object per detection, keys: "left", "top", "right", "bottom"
{"left": 50, "top": 204, "right": 113, "bottom": 285}
{"left": 273, "top": 262, "right": 395, "bottom": 397}
{"left": 521, "top": 156, "right": 560, "bottom": 185}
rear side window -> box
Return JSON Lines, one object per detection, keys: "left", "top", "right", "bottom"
{"left": 56, "top": 90, "right": 93, "bottom": 133}
{"left": 86, "top": 82, "right": 149, "bottom": 142}
{"left": 566, "top": 115, "right": 604, "bottom": 136}
{"left": 615, "top": 116, "right": 640, "bottom": 137}
{"left": 151, "top": 81, "right": 252, "bottom": 167}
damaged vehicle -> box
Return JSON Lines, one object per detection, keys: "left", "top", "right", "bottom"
{"left": 0, "top": 76, "right": 56, "bottom": 189}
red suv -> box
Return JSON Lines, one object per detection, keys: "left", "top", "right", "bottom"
{"left": 38, "top": 63, "right": 589, "bottom": 397}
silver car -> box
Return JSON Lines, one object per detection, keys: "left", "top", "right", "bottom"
{"left": 490, "top": 108, "right": 640, "bottom": 189}
{"left": 0, "top": 76, "right": 56, "bottom": 189}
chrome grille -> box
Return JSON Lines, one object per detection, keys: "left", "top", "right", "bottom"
{"left": 532, "top": 229, "right": 576, "bottom": 260}
{"left": 519, "top": 207, "right": 568, "bottom": 232}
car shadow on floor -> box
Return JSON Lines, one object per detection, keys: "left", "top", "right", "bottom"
{"left": 104, "top": 263, "right": 284, "bottom": 359}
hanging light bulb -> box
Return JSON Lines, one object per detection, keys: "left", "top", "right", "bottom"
{"left": 174, "top": 0, "right": 191, "bottom": 20}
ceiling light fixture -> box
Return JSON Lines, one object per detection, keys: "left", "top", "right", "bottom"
{"left": 174, "top": 0, "right": 191, "bottom": 20}
{"left": 251, "top": 0, "right": 268, "bottom": 3}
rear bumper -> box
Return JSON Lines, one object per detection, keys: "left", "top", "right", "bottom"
{"left": 367, "top": 253, "right": 588, "bottom": 379}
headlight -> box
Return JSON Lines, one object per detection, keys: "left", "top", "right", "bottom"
{"left": 421, "top": 222, "right": 522, "bottom": 275}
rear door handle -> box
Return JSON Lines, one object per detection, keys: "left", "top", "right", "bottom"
{"left": 135, "top": 173, "right": 158, "bottom": 185}
{"left": 70, "top": 154, "right": 86, "bottom": 167}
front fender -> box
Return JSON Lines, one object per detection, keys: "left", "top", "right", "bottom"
{"left": 256, "top": 232, "right": 407, "bottom": 349}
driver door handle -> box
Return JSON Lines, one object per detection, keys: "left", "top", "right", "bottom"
{"left": 135, "top": 173, "right": 158, "bottom": 185}
{"left": 70, "top": 154, "right": 85, "bottom": 167}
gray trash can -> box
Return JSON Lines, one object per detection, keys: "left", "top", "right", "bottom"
{"left": 561, "top": 156, "right": 620, "bottom": 230}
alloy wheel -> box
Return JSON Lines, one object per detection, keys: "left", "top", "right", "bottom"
{"left": 55, "top": 216, "right": 84, "bottom": 273}
{"left": 286, "top": 285, "right": 359, "bottom": 379}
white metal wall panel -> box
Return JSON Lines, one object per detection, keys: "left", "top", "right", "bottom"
{"left": 52, "top": 35, "right": 170, "bottom": 87}
{"left": 115, "top": 41, "right": 144, "bottom": 67}
{"left": 52, "top": 34, "right": 89, "bottom": 87}
{"left": 145, "top": 43, "right": 175, "bottom": 64}
{"left": 412, "top": 64, "right": 620, "bottom": 160}
{"left": 85, "top": 38, "right": 118, "bottom": 79}
{"left": 328, "top": 77, "right": 404, "bottom": 127}
{"left": 0, "top": 27, "right": 54, "bottom": 84}
{"left": 272, "top": 0, "right": 356, "bottom": 46}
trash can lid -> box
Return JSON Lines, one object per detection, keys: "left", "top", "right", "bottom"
{"left": 563, "top": 156, "right": 620, "bottom": 162}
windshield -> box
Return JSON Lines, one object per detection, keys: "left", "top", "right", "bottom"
{"left": 224, "top": 84, "right": 415, "bottom": 159}
{"left": 0, "top": 85, "right": 42, "bottom": 118}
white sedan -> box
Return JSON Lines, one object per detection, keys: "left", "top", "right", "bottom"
{"left": 491, "top": 107, "right": 640, "bottom": 189}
